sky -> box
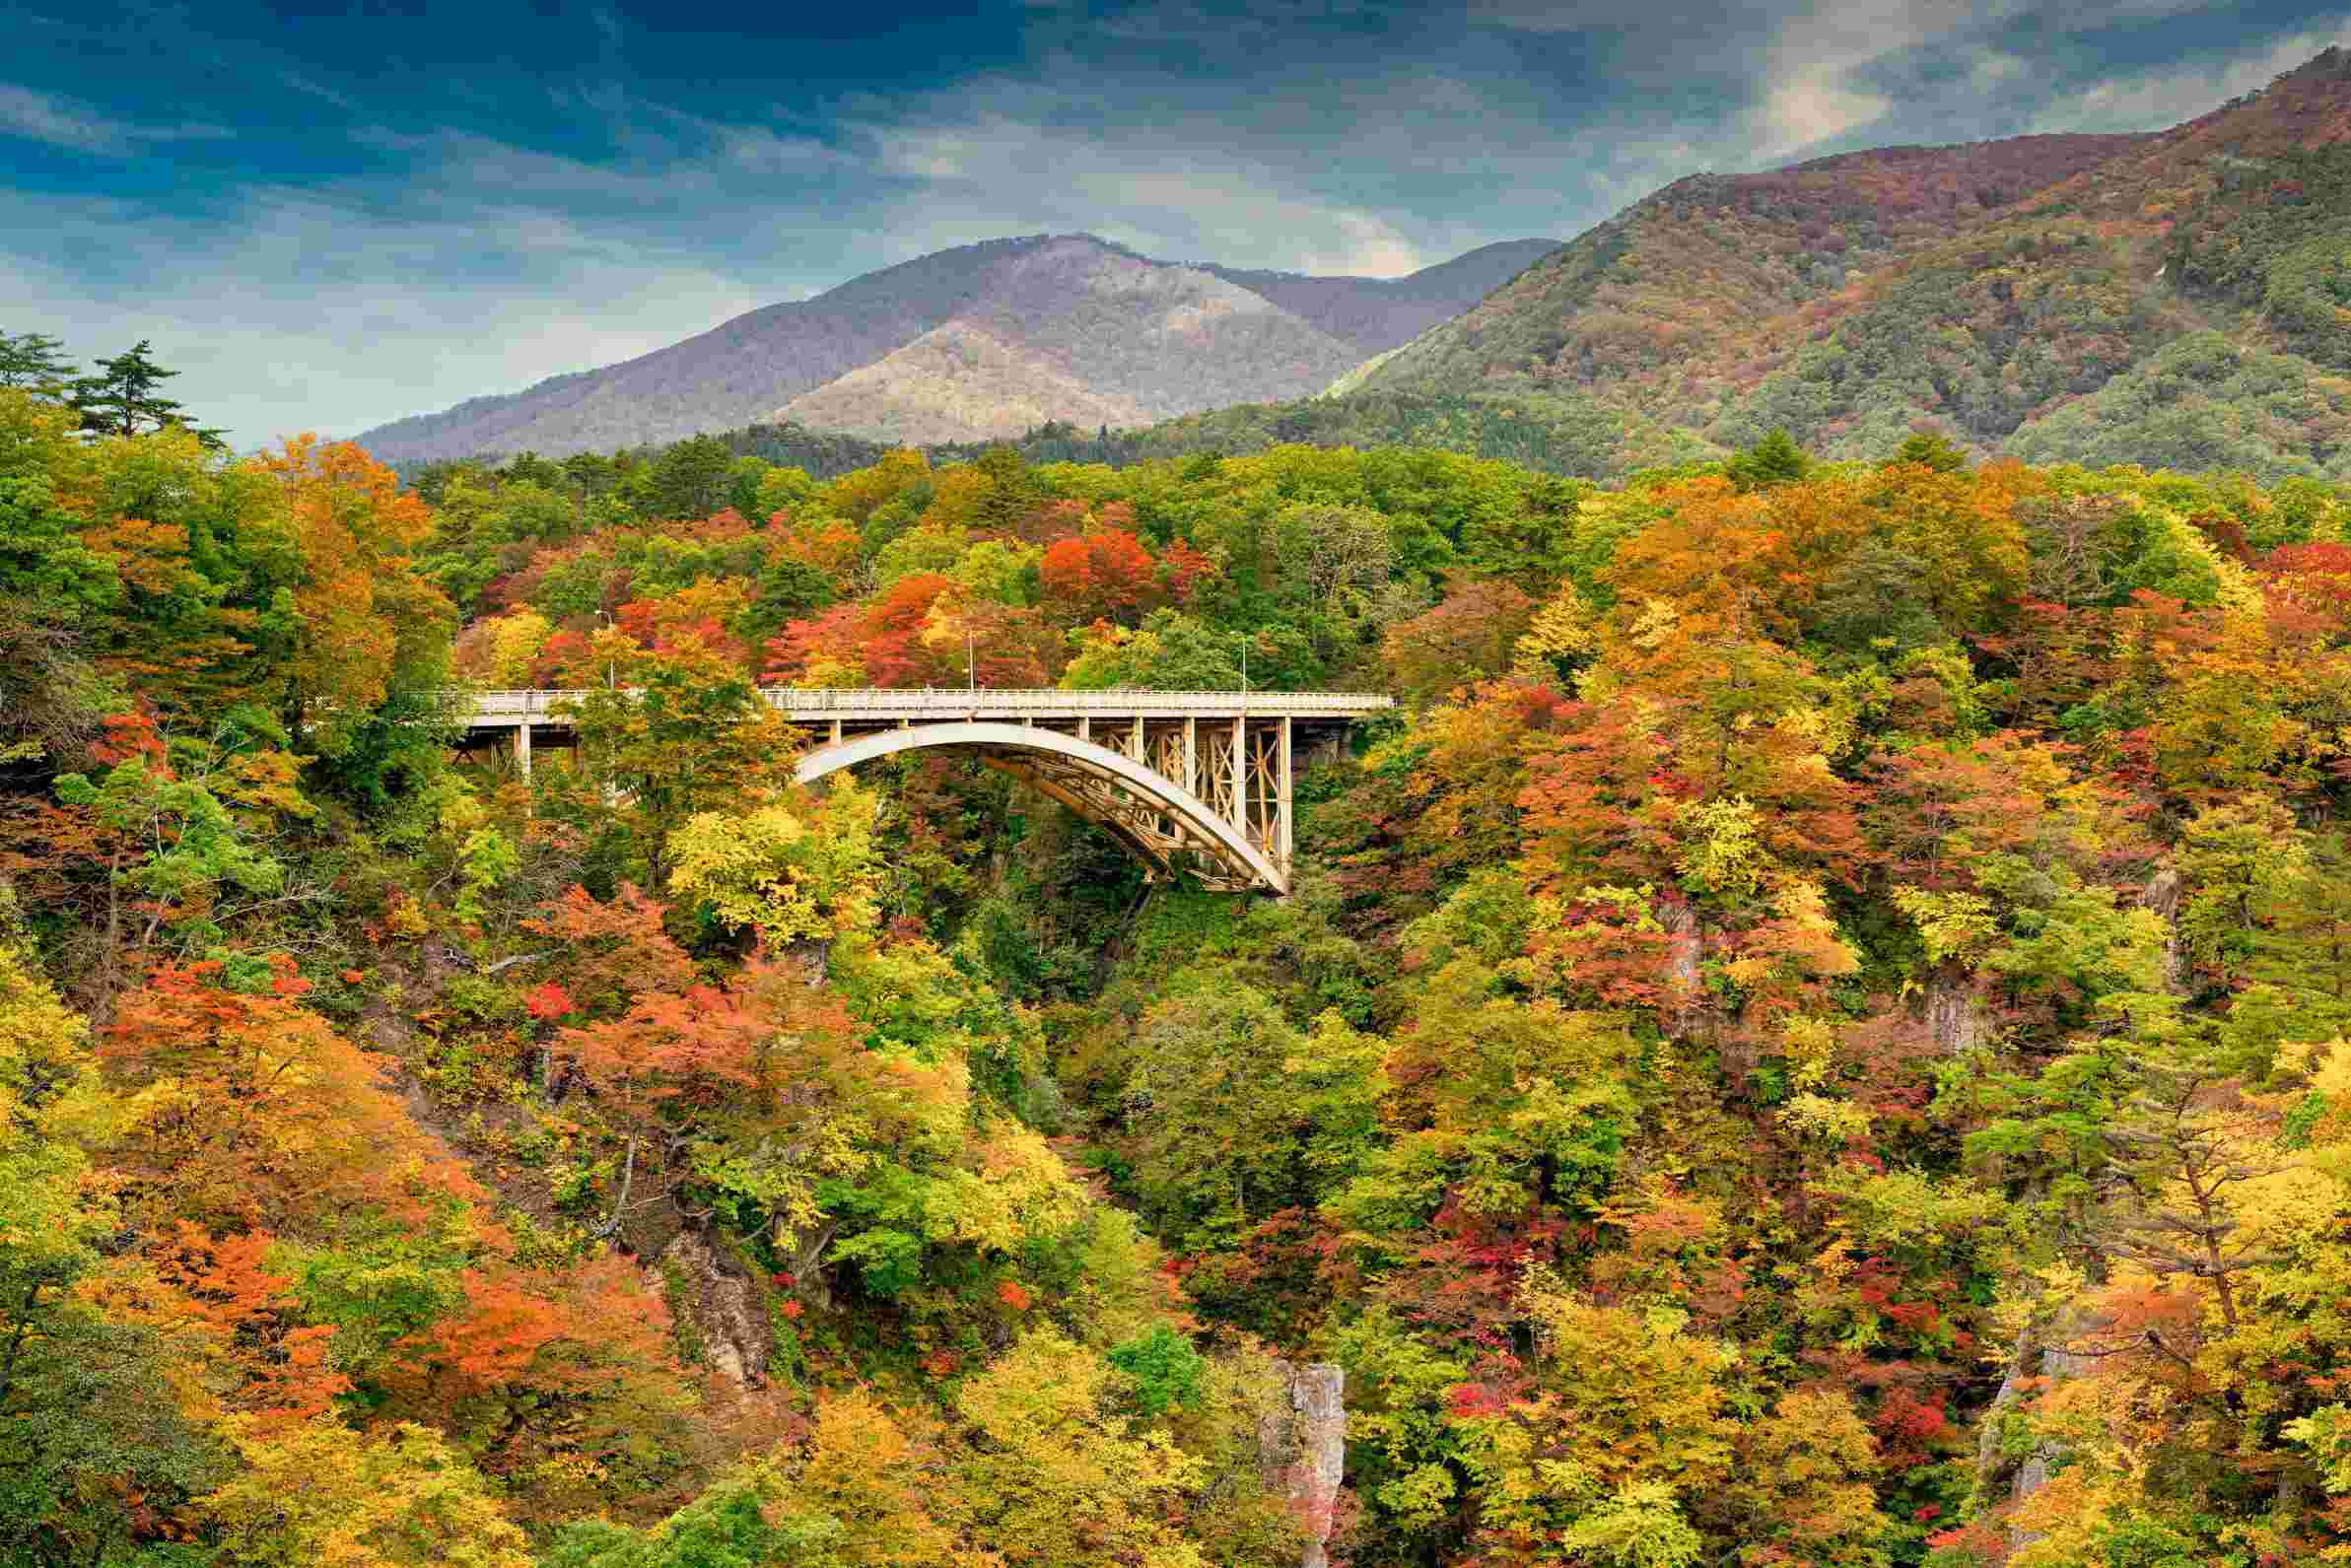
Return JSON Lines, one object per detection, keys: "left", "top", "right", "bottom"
{"left": 3, "top": 0, "right": 2348, "bottom": 448}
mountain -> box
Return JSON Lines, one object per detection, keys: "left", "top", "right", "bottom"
{"left": 1194, "top": 239, "right": 1562, "bottom": 355}
{"left": 352, "top": 234, "right": 1556, "bottom": 463}
{"left": 1347, "top": 47, "right": 2351, "bottom": 481}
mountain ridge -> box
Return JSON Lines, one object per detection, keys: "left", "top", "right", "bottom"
{"left": 353, "top": 232, "right": 1559, "bottom": 463}
{"left": 1348, "top": 47, "right": 2351, "bottom": 479}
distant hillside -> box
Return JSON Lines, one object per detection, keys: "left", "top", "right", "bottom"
{"left": 1348, "top": 47, "right": 2351, "bottom": 481}
{"left": 1197, "top": 239, "right": 1561, "bottom": 356}
{"left": 354, "top": 234, "right": 1556, "bottom": 463}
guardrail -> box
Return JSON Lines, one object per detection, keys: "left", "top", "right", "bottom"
{"left": 463, "top": 688, "right": 1395, "bottom": 724}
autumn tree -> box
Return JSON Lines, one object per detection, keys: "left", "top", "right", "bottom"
{"left": 201, "top": 1419, "right": 533, "bottom": 1568}
{"left": 1381, "top": 579, "right": 1537, "bottom": 704}
{"left": 553, "top": 640, "right": 802, "bottom": 885}
{"left": 1040, "top": 527, "right": 1164, "bottom": 625}
{"left": 259, "top": 434, "right": 456, "bottom": 788}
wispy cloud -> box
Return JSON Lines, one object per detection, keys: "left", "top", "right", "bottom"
{"left": 4, "top": 0, "right": 2343, "bottom": 446}
{"left": 0, "top": 180, "right": 762, "bottom": 448}
{"left": 2029, "top": 14, "right": 2351, "bottom": 131}
{"left": 281, "top": 71, "right": 357, "bottom": 110}
{"left": 0, "top": 81, "right": 231, "bottom": 154}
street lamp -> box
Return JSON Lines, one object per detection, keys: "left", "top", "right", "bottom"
{"left": 593, "top": 611, "right": 615, "bottom": 690}
{"left": 1235, "top": 630, "right": 1249, "bottom": 702}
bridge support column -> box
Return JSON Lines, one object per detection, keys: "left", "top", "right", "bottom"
{"left": 1279, "top": 716, "right": 1292, "bottom": 869}
{"left": 830, "top": 718, "right": 842, "bottom": 743}
{"left": 1231, "top": 716, "right": 1246, "bottom": 851}
{"left": 1077, "top": 716, "right": 1090, "bottom": 742}
{"left": 514, "top": 723, "right": 531, "bottom": 780}
{"left": 1183, "top": 717, "right": 1197, "bottom": 798}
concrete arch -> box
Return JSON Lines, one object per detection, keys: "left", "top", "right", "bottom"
{"left": 795, "top": 721, "right": 1286, "bottom": 893}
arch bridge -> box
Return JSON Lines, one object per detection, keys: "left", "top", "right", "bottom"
{"left": 460, "top": 689, "right": 1393, "bottom": 895}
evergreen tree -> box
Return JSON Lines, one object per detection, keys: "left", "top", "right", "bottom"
{"left": 67, "top": 340, "right": 222, "bottom": 448}
{"left": 0, "top": 331, "right": 73, "bottom": 397}
{"left": 1891, "top": 429, "right": 1971, "bottom": 471}
{"left": 972, "top": 442, "right": 1038, "bottom": 532}
{"left": 639, "top": 434, "right": 734, "bottom": 520}
{"left": 1724, "top": 427, "right": 1812, "bottom": 490}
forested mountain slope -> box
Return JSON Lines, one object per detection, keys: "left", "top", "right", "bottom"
{"left": 1198, "top": 239, "right": 1564, "bottom": 357}
{"left": 1350, "top": 47, "right": 2351, "bottom": 481}
{"left": 352, "top": 235, "right": 1556, "bottom": 463}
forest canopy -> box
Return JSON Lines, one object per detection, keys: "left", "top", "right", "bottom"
{"left": 13, "top": 332, "right": 2351, "bottom": 1564}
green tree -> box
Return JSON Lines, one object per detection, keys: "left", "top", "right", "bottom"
{"left": 1125, "top": 982, "right": 1381, "bottom": 1250}
{"left": 555, "top": 642, "right": 802, "bottom": 885}
{"left": 639, "top": 436, "right": 735, "bottom": 522}
{"left": 0, "top": 331, "right": 73, "bottom": 397}
{"left": 1723, "top": 427, "right": 1812, "bottom": 491}
{"left": 1891, "top": 429, "right": 1971, "bottom": 471}
{"left": 69, "top": 339, "right": 220, "bottom": 447}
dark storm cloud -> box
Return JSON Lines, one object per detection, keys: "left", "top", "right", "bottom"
{"left": 0, "top": 0, "right": 2342, "bottom": 444}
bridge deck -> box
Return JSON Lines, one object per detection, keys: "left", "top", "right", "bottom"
{"left": 463, "top": 688, "right": 1392, "bottom": 728}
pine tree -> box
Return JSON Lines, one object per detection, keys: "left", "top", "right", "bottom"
{"left": 0, "top": 331, "right": 73, "bottom": 396}
{"left": 68, "top": 340, "right": 221, "bottom": 447}
{"left": 1724, "top": 427, "right": 1812, "bottom": 491}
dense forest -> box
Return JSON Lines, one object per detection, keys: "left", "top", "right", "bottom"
{"left": 20, "top": 324, "right": 2351, "bottom": 1567}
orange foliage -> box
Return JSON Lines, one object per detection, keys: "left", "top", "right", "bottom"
{"left": 766, "top": 573, "right": 1062, "bottom": 688}
{"left": 128, "top": 1222, "right": 350, "bottom": 1430}
{"left": 1039, "top": 529, "right": 1163, "bottom": 625}
{"left": 521, "top": 883, "right": 695, "bottom": 1018}
{"left": 561, "top": 983, "right": 768, "bottom": 1110}
{"left": 102, "top": 958, "right": 482, "bottom": 1229}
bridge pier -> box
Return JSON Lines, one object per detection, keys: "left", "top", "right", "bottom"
{"left": 1280, "top": 715, "right": 1293, "bottom": 867}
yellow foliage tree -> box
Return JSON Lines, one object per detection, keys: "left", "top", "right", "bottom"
{"left": 944, "top": 1329, "right": 1206, "bottom": 1568}
{"left": 202, "top": 1417, "right": 533, "bottom": 1568}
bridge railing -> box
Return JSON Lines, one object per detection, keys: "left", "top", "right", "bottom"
{"left": 465, "top": 688, "right": 1394, "bottom": 723}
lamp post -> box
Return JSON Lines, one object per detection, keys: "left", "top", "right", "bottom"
{"left": 593, "top": 610, "right": 614, "bottom": 690}
{"left": 1235, "top": 631, "right": 1249, "bottom": 703}
{"left": 967, "top": 627, "right": 976, "bottom": 694}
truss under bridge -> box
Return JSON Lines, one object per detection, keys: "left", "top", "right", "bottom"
{"left": 459, "top": 689, "right": 1395, "bottom": 894}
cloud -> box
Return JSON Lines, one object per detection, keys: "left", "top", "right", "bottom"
{"left": 0, "top": 180, "right": 762, "bottom": 446}
{"left": 841, "top": 106, "right": 1448, "bottom": 276}
{"left": 0, "top": 81, "right": 230, "bottom": 153}
{"left": 7, "top": 0, "right": 2345, "bottom": 448}
{"left": 281, "top": 71, "right": 357, "bottom": 109}
{"left": 2030, "top": 15, "right": 2351, "bottom": 132}
{"left": 1472, "top": 0, "right": 2264, "bottom": 159}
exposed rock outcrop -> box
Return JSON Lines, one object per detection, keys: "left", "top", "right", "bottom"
{"left": 1972, "top": 1310, "right": 2111, "bottom": 1546}
{"left": 2137, "top": 866, "right": 2186, "bottom": 994}
{"left": 1924, "top": 960, "right": 1989, "bottom": 1054}
{"left": 1260, "top": 1361, "right": 1347, "bottom": 1568}
{"left": 658, "top": 1228, "right": 772, "bottom": 1389}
